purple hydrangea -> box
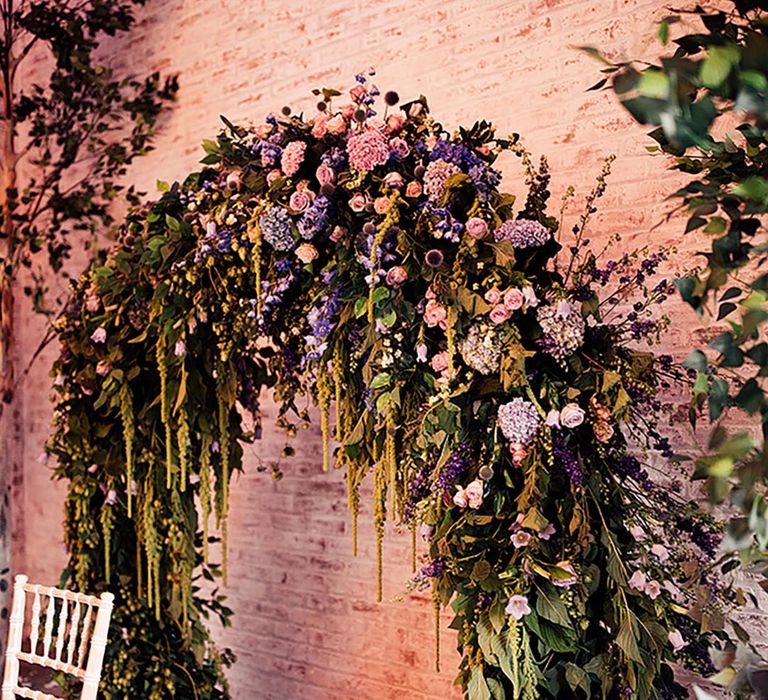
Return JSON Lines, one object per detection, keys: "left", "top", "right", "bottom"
{"left": 260, "top": 206, "right": 295, "bottom": 251}
{"left": 495, "top": 218, "right": 551, "bottom": 248}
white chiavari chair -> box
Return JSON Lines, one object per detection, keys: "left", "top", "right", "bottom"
{"left": 2, "top": 575, "right": 113, "bottom": 700}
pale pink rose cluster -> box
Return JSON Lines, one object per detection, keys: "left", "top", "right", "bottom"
{"left": 628, "top": 570, "right": 662, "bottom": 599}
{"left": 281, "top": 141, "right": 306, "bottom": 177}
{"left": 453, "top": 479, "right": 483, "bottom": 509}
{"left": 289, "top": 181, "right": 315, "bottom": 212}
{"left": 346, "top": 127, "right": 390, "bottom": 171}
{"left": 311, "top": 112, "right": 349, "bottom": 139}
{"left": 423, "top": 289, "right": 448, "bottom": 329}
{"left": 483, "top": 285, "right": 539, "bottom": 325}
{"left": 545, "top": 402, "right": 585, "bottom": 429}
{"left": 295, "top": 243, "right": 318, "bottom": 264}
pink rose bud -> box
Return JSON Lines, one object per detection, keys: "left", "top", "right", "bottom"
{"left": 405, "top": 181, "right": 422, "bottom": 198}
{"left": 348, "top": 192, "right": 368, "bottom": 212}
{"left": 316, "top": 163, "right": 336, "bottom": 187}
{"left": 465, "top": 217, "right": 488, "bottom": 240}
{"left": 295, "top": 243, "right": 318, "bottom": 264}
{"left": 453, "top": 486, "right": 469, "bottom": 509}
{"left": 489, "top": 305, "right": 512, "bottom": 325}
{"left": 385, "top": 266, "right": 407, "bottom": 286}
{"left": 386, "top": 113, "right": 405, "bottom": 133}
{"left": 330, "top": 226, "right": 345, "bottom": 242}
{"left": 465, "top": 480, "right": 484, "bottom": 509}
{"left": 383, "top": 172, "right": 404, "bottom": 188}
{"left": 503, "top": 288, "right": 524, "bottom": 311}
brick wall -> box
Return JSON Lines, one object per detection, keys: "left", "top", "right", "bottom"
{"left": 13, "top": 1, "right": 759, "bottom": 698}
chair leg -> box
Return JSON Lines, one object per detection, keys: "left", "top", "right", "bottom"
{"left": 2, "top": 574, "right": 28, "bottom": 700}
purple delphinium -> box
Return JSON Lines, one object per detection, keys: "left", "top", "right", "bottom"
{"left": 404, "top": 459, "right": 435, "bottom": 523}
{"left": 553, "top": 433, "right": 583, "bottom": 486}
{"left": 435, "top": 442, "right": 472, "bottom": 493}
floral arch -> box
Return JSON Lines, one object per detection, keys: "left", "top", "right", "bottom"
{"left": 49, "top": 74, "right": 731, "bottom": 699}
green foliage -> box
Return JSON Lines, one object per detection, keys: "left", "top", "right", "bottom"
{"left": 586, "top": 2, "right": 768, "bottom": 582}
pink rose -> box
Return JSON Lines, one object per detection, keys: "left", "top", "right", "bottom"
{"left": 295, "top": 243, "right": 318, "bottom": 264}
{"left": 311, "top": 113, "right": 329, "bottom": 138}
{"left": 503, "top": 288, "right": 524, "bottom": 311}
{"left": 326, "top": 114, "right": 348, "bottom": 136}
{"left": 424, "top": 299, "right": 447, "bottom": 328}
{"left": 559, "top": 403, "right": 585, "bottom": 428}
{"left": 465, "top": 480, "right": 484, "bottom": 509}
{"left": 489, "top": 305, "right": 512, "bottom": 325}
{"left": 266, "top": 169, "right": 282, "bottom": 184}
{"left": 385, "top": 266, "right": 407, "bottom": 286}
{"left": 383, "top": 172, "right": 404, "bottom": 188}
{"left": 340, "top": 103, "right": 355, "bottom": 120}
{"left": 348, "top": 192, "right": 368, "bottom": 212}
{"left": 289, "top": 188, "right": 315, "bottom": 212}
{"left": 389, "top": 137, "right": 410, "bottom": 159}
{"left": 226, "top": 170, "right": 242, "bottom": 190}
{"left": 316, "top": 163, "right": 335, "bottom": 187}
{"left": 431, "top": 351, "right": 449, "bottom": 374}
{"left": 594, "top": 421, "right": 614, "bottom": 442}
{"left": 386, "top": 113, "right": 405, "bottom": 133}
{"left": 466, "top": 217, "right": 488, "bottom": 240}
{"left": 484, "top": 287, "right": 502, "bottom": 306}
{"left": 405, "top": 181, "right": 422, "bottom": 198}
{"left": 453, "top": 486, "right": 469, "bottom": 509}
{"left": 374, "top": 196, "right": 391, "bottom": 215}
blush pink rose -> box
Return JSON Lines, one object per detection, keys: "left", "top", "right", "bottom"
{"left": 266, "top": 169, "right": 282, "bottom": 184}
{"left": 295, "top": 243, "right": 318, "bottom": 264}
{"left": 311, "top": 113, "right": 329, "bottom": 138}
{"left": 424, "top": 299, "right": 447, "bottom": 328}
{"left": 559, "top": 403, "right": 585, "bottom": 428}
{"left": 386, "top": 266, "right": 407, "bottom": 286}
{"left": 430, "top": 351, "right": 449, "bottom": 374}
{"left": 465, "top": 480, "right": 484, "bottom": 509}
{"left": 374, "top": 196, "right": 391, "bottom": 215}
{"left": 330, "top": 226, "right": 345, "bottom": 242}
{"left": 503, "top": 288, "right": 524, "bottom": 311}
{"left": 348, "top": 192, "right": 368, "bottom": 212}
{"left": 326, "top": 114, "right": 348, "bottom": 136}
{"left": 289, "top": 188, "right": 315, "bottom": 212}
{"left": 466, "top": 217, "right": 488, "bottom": 240}
{"left": 453, "top": 486, "right": 469, "bottom": 509}
{"left": 484, "top": 287, "right": 502, "bottom": 306}
{"left": 489, "top": 305, "right": 512, "bottom": 325}
{"left": 405, "top": 181, "right": 422, "bottom": 198}
{"left": 389, "top": 137, "right": 410, "bottom": 159}
{"left": 384, "top": 172, "right": 404, "bottom": 188}
{"left": 316, "top": 163, "right": 335, "bottom": 187}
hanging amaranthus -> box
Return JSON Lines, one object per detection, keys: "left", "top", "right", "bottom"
{"left": 119, "top": 382, "right": 135, "bottom": 516}
{"left": 156, "top": 332, "right": 173, "bottom": 489}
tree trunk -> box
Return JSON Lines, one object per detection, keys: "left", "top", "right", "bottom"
{"left": 0, "top": 0, "right": 17, "bottom": 658}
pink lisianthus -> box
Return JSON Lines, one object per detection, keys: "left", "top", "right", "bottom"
{"left": 347, "top": 128, "right": 390, "bottom": 171}
{"left": 91, "top": 327, "right": 107, "bottom": 344}
{"left": 489, "top": 304, "right": 512, "bottom": 325}
{"left": 668, "top": 629, "right": 686, "bottom": 652}
{"left": 431, "top": 351, "right": 449, "bottom": 374}
{"left": 628, "top": 570, "right": 647, "bottom": 592}
{"left": 522, "top": 286, "right": 539, "bottom": 308}
{"left": 281, "top": 141, "right": 306, "bottom": 177}
{"left": 503, "top": 288, "right": 524, "bottom": 311}
{"left": 424, "top": 299, "right": 448, "bottom": 329}
{"left": 644, "top": 580, "right": 662, "bottom": 599}
{"left": 505, "top": 594, "right": 531, "bottom": 621}
{"left": 511, "top": 530, "right": 532, "bottom": 549}
{"left": 385, "top": 266, "right": 407, "bottom": 286}
{"left": 416, "top": 344, "right": 428, "bottom": 363}
{"left": 466, "top": 217, "right": 488, "bottom": 240}
{"left": 545, "top": 410, "right": 561, "bottom": 428}
{"left": 539, "top": 522, "right": 556, "bottom": 540}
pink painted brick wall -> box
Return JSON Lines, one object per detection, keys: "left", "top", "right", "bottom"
{"left": 14, "top": 1, "right": 763, "bottom": 698}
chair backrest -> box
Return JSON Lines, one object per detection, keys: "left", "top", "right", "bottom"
{"left": 2, "top": 575, "right": 114, "bottom": 700}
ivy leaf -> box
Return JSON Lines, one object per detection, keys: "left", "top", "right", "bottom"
{"left": 616, "top": 613, "right": 643, "bottom": 663}
{"left": 700, "top": 44, "right": 740, "bottom": 88}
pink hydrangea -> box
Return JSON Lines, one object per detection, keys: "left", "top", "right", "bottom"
{"left": 281, "top": 141, "right": 306, "bottom": 177}
{"left": 346, "top": 128, "right": 390, "bottom": 171}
